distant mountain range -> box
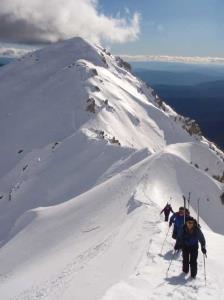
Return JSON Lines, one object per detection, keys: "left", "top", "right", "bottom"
{"left": 133, "top": 64, "right": 224, "bottom": 150}
{"left": 154, "top": 83, "right": 224, "bottom": 149}
{"left": 154, "top": 80, "right": 224, "bottom": 97}
{"left": 132, "top": 61, "right": 224, "bottom": 74}
{"left": 134, "top": 68, "right": 224, "bottom": 86}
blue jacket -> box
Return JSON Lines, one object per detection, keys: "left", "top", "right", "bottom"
{"left": 169, "top": 212, "right": 186, "bottom": 231}
{"left": 177, "top": 224, "right": 206, "bottom": 248}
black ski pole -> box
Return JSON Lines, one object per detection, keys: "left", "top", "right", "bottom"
{"left": 183, "top": 195, "right": 186, "bottom": 223}
{"left": 188, "top": 192, "right": 191, "bottom": 210}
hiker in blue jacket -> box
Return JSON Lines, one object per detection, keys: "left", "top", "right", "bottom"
{"left": 174, "top": 217, "right": 206, "bottom": 278}
{"left": 169, "top": 207, "right": 190, "bottom": 239}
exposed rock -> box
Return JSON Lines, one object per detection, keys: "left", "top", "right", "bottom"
{"left": 102, "top": 48, "right": 111, "bottom": 56}
{"left": 186, "top": 120, "right": 202, "bottom": 136}
{"left": 90, "top": 68, "right": 98, "bottom": 76}
{"left": 221, "top": 192, "right": 224, "bottom": 204}
{"left": 103, "top": 99, "right": 115, "bottom": 112}
{"left": 155, "top": 96, "right": 168, "bottom": 112}
{"left": 86, "top": 98, "right": 96, "bottom": 113}
{"left": 93, "top": 86, "right": 101, "bottom": 92}
{"left": 115, "top": 56, "right": 131, "bottom": 71}
{"left": 213, "top": 171, "right": 224, "bottom": 183}
{"left": 94, "top": 130, "right": 104, "bottom": 139}
{"left": 22, "top": 164, "right": 28, "bottom": 171}
{"left": 137, "top": 87, "right": 144, "bottom": 94}
{"left": 151, "top": 90, "right": 157, "bottom": 97}
{"left": 52, "top": 142, "right": 60, "bottom": 150}
{"left": 100, "top": 53, "right": 108, "bottom": 67}
{"left": 110, "top": 136, "right": 121, "bottom": 146}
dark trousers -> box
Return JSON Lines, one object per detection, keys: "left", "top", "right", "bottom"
{"left": 164, "top": 213, "right": 169, "bottom": 222}
{"left": 182, "top": 245, "right": 198, "bottom": 277}
{"left": 172, "top": 227, "right": 177, "bottom": 239}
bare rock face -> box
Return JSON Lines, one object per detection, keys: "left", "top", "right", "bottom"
{"left": 110, "top": 136, "right": 121, "bottom": 146}
{"left": 213, "top": 171, "right": 224, "bottom": 183}
{"left": 186, "top": 120, "right": 202, "bottom": 136}
{"left": 86, "top": 98, "right": 96, "bottom": 113}
{"left": 90, "top": 68, "right": 98, "bottom": 76}
{"left": 221, "top": 192, "right": 224, "bottom": 204}
{"left": 115, "top": 56, "right": 131, "bottom": 71}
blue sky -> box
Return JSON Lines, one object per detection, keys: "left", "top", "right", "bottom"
{"left": 99, "top": 0, "right": 224, "bottom": 56}
{"left": 0, "top": 0, "right": 223, "bottom": 60}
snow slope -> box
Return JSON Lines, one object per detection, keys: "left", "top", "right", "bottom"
{"left": 0, "top": 37, "right": 224, "bottom": 299}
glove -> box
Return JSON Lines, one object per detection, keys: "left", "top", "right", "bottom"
{"left": 169, "top": 223, "right": 172, "bottom": 227}
{"left": 201, "top": 247, "right": 207, "bottom": 255}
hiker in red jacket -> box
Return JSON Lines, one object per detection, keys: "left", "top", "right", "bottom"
{"left": 160, "top": 203, "right": 174, "bottom": 222}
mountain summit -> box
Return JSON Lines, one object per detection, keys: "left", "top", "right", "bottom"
{"left": 0, "top": 37, "right": 224, "bottom": 299}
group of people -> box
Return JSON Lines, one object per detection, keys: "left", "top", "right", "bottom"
{"left": 160, "top": 203, "right": 207, "bottom": 279}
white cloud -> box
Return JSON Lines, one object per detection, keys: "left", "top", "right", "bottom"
{"left": 0, "top": 45, "right": 34, "bottom": 57}
{"left": 120, "top": 54, "right": 224, "bottom": 65}
{"left": 0, "top": 0, "right": 140, "bottom": 44}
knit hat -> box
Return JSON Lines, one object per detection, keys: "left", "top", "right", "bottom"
{"left": 186, "top": 216, "right": 196, "bottom": 223}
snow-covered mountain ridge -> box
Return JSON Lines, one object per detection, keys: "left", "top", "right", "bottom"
{"left": 0, "top": 37, "right": 224, "bottom": 299}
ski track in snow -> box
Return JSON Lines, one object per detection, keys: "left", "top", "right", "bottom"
{"left": 12, "top": 233, "right": 116, "bottom": 300}
{"left": 12, "top": 188, "right": 221, "bottom": 300}
{"left": 99, "top": 178, "right": 223, "bottom": 300}
{"left": 101, "top": 216, "right": 221, "bottom": 300}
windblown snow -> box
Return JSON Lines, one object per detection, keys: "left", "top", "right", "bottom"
{"left": 0, "top": 37, "right": 224, "bottom": 300}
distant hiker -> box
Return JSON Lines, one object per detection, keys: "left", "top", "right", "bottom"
{"left": 174, "top": 217, "right": 206, "bottom": 278}
{"left": 160, "top": 203, "right": 174, "bottom": 222}
{"left": 169, "top": 207, "right": 190, "bottom": 239}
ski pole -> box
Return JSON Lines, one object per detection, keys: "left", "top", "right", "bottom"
{"left": 160, "top": 226, "right": 170, "bottom": 255}
{"left": 197, "top": 198, "right": 200, "bottom": 225}
{"left": 183, "top": 195, "right": 186, "bottom": 223}
{"left": 166, "top": 250, "right": 177, "bottom": 277}
{"left": 203, "top": 254, "right": 207, "bottom": 286}
{"left": 188, "top": 192, "right": 191, "bottom": 210}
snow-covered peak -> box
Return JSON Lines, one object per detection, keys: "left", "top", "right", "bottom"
{"left": 0, "top": 37, "right": 224, "bottom": 299}
{"left": 0, "top": 37, "right": 199, "bottom": 158}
